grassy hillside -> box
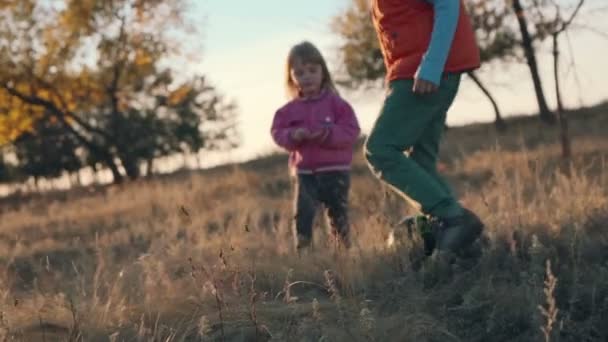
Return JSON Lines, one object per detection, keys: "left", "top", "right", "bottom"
{"left": 0, "top": 103, "right": 607, "bottom": 341}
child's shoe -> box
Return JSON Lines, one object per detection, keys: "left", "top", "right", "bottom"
{"left": 432, "top": 208, "right": 484, "bottom": 253}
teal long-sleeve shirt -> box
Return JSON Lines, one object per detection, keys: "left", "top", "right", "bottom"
{"left": 416, "top": 0, "right": 461, "bottom": 86}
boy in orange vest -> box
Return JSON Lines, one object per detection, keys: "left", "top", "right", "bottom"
{"left": 365, "top": 0, "right": 484, "bottom": 257}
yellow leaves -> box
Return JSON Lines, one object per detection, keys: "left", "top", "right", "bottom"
{"left": 0, "top": 0, "right": 19, "bottom": 11}
{"left": 0, "top": 0, "right": 36, "bottom": 16}
{"left": 72, "top": 70, "right": 104, "bottom": 101}
{"left": 135, "top": 49, "right": 154, "bottom": 67}
{"left": 0, "top": 0, "right": 197, "bottom": 129}
{"left": 54, "top": 83, "right": 103, "bottom": 113}
{"left": 0, "top": 82, "right": 74, "bottom": 145}
{"left": 0, "top": 107, "right": 42, "bottom": 145}
{"left": 134, "top": 0, "right": 153, "bottom": 24}
{"left": 59, "top": 0, "right": 97, "bottom": 35}
{"left": 167, "top": 84, "right": 192, "bottom": 106}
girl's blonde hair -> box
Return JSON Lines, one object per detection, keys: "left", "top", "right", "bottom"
{"left": 285, "top": 41, "right": 338, "bottom": 99}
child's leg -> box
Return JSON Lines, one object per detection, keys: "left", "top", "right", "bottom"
{"left": 410, "top": 93, "right": 458, "bottom": 197}
{"left": 317, "top": 171, "right": 351, "bottom": 248}
{"left": 364, "top": 75, "right": 462, "bottom": 219}
{"left": 407, "top": 96, "right": 459, "bottom": 256}
{"left": 294, "top": 175, "right": 319, "bottom": 249}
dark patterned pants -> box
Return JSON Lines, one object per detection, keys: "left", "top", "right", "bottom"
{"left": 293, "top": 171, "right": 351, "bottom": 249}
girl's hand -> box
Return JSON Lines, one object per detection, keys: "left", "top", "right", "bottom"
{"left": 309, "top": 128, "right": 328, "bottom": 142}
{"left": 413, "top": 77, "right": 438, "bottom": 94}
{"left": 291, "top": 127, "right": 311, "bottom": 142}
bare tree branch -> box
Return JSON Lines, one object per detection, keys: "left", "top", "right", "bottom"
{"left": 3, "top": 85, "right": 62, "bottom": 113}
{"left": 565, "top": 30, "right": 585, "bottom": 107}
{"left": 3, "top": 84, "right": 112, "bottom": 142}
{"left": 560, "top": 0, "right": 585, "bottom": 33}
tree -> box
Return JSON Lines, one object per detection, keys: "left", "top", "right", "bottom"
{"left": 331, "top": 0, "right": 385, "bottom": 90}
{"left": 530, "top": 0, "right": 586, "bottom": 159}
{"left": 13, "top": 118, "right": 82, "bottom": 185}
{"left": 331, "top": 0, "right": 512, "bottom": 130}
{"left": 0, "top": 0, "right": 239, "bottom": 184}
{"left": 510, "top": 0, "right": 556, "bottom": 123}
{"left": 0, "top": 152, "right": 15, "bottom": 184}
{"left": 466, "top": 0, "right": 521, "bottom": 131}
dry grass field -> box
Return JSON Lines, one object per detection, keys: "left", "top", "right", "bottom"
{"left": 1, "top": 103, "right": 607, "bottom": 341}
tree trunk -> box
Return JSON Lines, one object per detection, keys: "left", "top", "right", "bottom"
{"left": 196, "top": 153, "right": 202, "bottom": 169}
{"left": 89, "top": 165, "right": 100, "bottom": 185}
{"left": 553, "top": 33, "right": 571, "bottom": 159}
{"left": 146, "top": 158, "right": 155, "bottom": 178}
{"left": 512, "top": 0, "right": 555, "bottom": 124}
{"left": 182, "top": 153, "right": 188, "bottom": 170}
{"left": 76, "top": 170, "right": 83, "bottom": 187}
{"left": 119, "top": 154, "right": 141, "bottom": 180}
{"left": 69, "top": 171, "right": 82, "bottom": 188}
{"left": 467, "top": 71, "right": 507, "bottom": 132}
{"left": 100, "top": 156, "right": 123, "bottom": 183}
{"left": 55, "top": 116, "right": 124, "bottom": 184}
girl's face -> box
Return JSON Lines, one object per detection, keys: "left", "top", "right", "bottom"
{"left": 290, "top": 58, "right": 324, "bottom": 98}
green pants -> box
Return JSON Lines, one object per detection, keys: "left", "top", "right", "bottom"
{"left": 365, "top": 74, "right": 462, "bottom": 219}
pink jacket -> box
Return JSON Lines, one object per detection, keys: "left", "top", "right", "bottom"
{"left": 271, "top": 90, "right": 360, "bottom": 174}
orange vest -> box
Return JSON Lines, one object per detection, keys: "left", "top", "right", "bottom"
{"left": 371, "top": 0, "right": 481, "bottom": 82}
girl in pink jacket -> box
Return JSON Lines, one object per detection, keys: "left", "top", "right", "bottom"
{"left": 271, "top": 41, "right": 360, "bottom": 252}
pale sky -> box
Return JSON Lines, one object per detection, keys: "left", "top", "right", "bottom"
{"left": 3, "top": 0, "right": 606, "bottom": 194}
{"left": 191, "top": 0, "right": 608, "bottom": 166}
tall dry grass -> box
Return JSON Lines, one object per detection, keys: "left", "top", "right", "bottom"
{"left": 0, "top": 104, "right": 607, "bottom": 341}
